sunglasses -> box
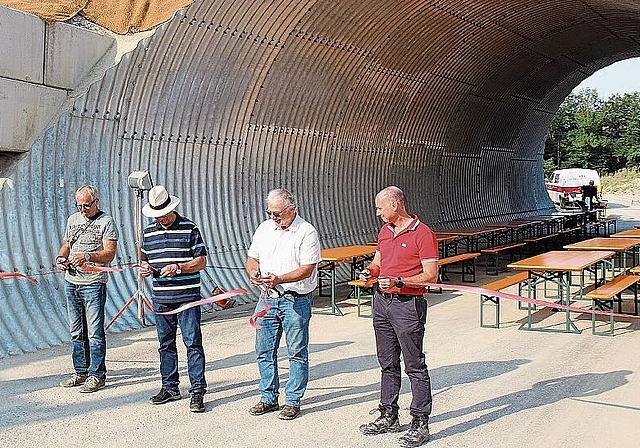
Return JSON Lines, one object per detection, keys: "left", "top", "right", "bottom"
{"left": 76, "top": 199, "right": 97, "bottom": 210}
{"left": 265, "top": 204, "right": 293, "bottom": 218}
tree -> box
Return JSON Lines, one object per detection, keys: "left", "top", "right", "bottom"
{"left": 600, "top": 92, "right": 640, "bottom": 168}
{"left": 544, "top": 88, "right": 640, "bottom": 175}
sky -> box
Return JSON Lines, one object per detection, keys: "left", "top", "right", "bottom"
{"left": 572, "top": 57, "right": 640, "bottom": 98}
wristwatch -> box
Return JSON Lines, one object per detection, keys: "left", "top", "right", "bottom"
{"left": 395, "top": 277, "right": 404, "bottom": 288}
{"left": 175, "top": 263, "right": 182, "bottom": 275}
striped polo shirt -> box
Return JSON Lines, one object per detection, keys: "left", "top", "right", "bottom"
{"left": 140, "top": 213, "right": 208, "bottom": 303}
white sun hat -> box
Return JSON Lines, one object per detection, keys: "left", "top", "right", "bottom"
{"left": 142, "top": 185, "right": 181, "bottom": 218}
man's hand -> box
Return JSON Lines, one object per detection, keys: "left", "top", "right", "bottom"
{"left": 260, "top": 274, "right": 281, "bottom": 289}
{"left": 67, "top": 252, "right": 88, "bottom": 267}
{"left": 159, "top": 263, "right": 180, "bottom": 278}
{"left": 249, "top": 270, "right": 263, "bottom": 286}
{"left": 138, "top": 262, "right": 154, "bottom": 278}
{"left": 377, "top": 276, "right": 393, "bottom": 289}
{"left": 55, "top": 256, "right": 69, "bottom": 272}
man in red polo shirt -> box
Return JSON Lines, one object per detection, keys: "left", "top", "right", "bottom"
{"left": 359, "top": 186, "right": 438, "bottom": 448}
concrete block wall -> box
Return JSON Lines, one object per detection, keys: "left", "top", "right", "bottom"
{"left": 0, "top": 5, "right": 117, "bottom": 174}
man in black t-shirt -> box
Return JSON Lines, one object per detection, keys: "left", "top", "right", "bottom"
{"left": 581, "top": 180, "right": 598, "bottom": 210}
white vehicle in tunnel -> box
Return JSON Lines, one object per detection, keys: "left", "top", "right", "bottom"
{"left": 545, "top": 168, "right": 601, "bottom": 207}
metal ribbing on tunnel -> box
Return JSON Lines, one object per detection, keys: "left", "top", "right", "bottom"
{"left": 2, "top": 0, "right": 640, "bottom": 356}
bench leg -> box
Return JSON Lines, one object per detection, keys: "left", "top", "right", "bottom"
{"left": 480, "top": 294, "right": 500, "bottom": 328}
{"left": 517, "top": 280, "right": 536, "bottom": 311}
{"left": 592, "top": 299, "right": 614, "bottom": 336}
{"left": 462, "top": 259, "right": 476, "bottom": 283}
{"left": 356, "top": 286, "right": 374, "bottom": 318}
{"left": 485, "top": 254, "right": 499, "bottom": 276}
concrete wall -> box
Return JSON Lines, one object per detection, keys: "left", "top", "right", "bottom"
{"left": 0, "top": 6, "right": 117, "bottom": 173}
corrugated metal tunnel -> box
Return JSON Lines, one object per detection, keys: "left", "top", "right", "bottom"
{"left": 1, "top": 0, "right": 640, "bottom": 356}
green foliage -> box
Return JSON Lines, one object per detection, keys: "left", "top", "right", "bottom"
{"left": 601, "top": 168, "right": 640, "bottom": 194}
{"left": 544, "top": 88, "right": 640, "bottom": 175}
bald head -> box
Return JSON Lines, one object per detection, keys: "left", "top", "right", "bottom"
{"left": 377, "top": 186, "right": 406, "bottom": 205}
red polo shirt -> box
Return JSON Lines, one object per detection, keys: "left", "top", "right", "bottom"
{"left": 377, "top": 214, "right": 438, "bottom": 295}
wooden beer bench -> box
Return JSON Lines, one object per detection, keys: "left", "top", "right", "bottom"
{"left": 480, "top": 242, "right": 526, "bottom": 275}
{"left": 437, "top": 252, "right": 481, "bottom": 283}
{"left": 586, "top": 274, "right": 640, "bottom": 336}
{"left": 346, "top": 278, "right": 378, "bottom": 318}
{"left": 480, "top": 272, "right": 532, "bottom": 328}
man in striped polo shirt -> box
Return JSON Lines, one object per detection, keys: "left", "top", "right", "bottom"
{"left": 139, "top": 185, "right": 208, "bottom": 413}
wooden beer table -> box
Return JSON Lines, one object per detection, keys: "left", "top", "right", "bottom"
{"left": 611, "top": 229, "right": 640, "bottom": 238}
{"left": 565, "top": 237, "right": 640, "bottom": 272}
{"left": 508, "top": 250, "right": 615, "bottom": 334}
{"left": 318, "top": 245, "right": 376, "bottom": 315}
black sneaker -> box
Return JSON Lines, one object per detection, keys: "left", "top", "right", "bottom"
{"left": 359, "top": 406, "right": 401, "bottom": 435}
{"left": 248, "top": 401, "right": 279, "bottom": 415}
{"left": 278, "top": 404, "right": 300, "bottom": 420}
{"left": 190, "top": 392, "right": 205, "bottom": 413}
{"left": 149, "top": 389, "right": 181, "bottom": 405}
{"left": 398, "top": 416, "right": 430, "bottom": 447}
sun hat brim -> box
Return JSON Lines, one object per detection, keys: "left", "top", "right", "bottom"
{"left": 142, "top": 196, "right": 181, "bottom": 218}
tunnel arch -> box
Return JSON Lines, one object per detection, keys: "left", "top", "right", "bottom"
{"left": 1, "top": 0, "right": 640, "bottom": 355}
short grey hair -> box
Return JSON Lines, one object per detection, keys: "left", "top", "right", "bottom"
{"left": 379, "top": 186, "right": 405, "bottom": 204}
{"left": 75, "top": 184, "right": 99, "bottom": 201}
{"left": 267, "top": 188, "right": 295, "bottom": 206}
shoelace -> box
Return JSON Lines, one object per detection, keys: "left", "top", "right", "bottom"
{"left": 85, "top": 377, "right": 100, "bottom": 386}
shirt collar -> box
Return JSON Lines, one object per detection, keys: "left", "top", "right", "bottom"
{"left": 155, "top": 212, "right": 181, "bottom": 230}
{"left": 271, "top": 213, "right": 303, "bottom": 232}
{"left": 384, "top": 214, "right": 421, "bottom": 236}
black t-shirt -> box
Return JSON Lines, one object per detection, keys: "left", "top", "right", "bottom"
{"left": 582, "top": 184, "right": 597, "bottom": 198}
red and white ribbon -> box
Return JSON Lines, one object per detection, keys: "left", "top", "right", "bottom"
{"left": 249, "top": 289, "right": 271, "bottom": 329}
{"left": 155, "top": 288, "right": 248, "bottom": 315}
{"left": 424, "top": 282, "right": 640, "bottom": 320}
{"left": 0, "top": 271, "right": 38, "bottom": 283}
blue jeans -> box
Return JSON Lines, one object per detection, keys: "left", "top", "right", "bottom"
{"left": 254, "top": 291, "right": 312, "bottom": 407}
{"left": 153, "top": 301, "right": 207, "bottom": 394}
{"left": 64, "top": 281, "right": 107, "bottom": 379}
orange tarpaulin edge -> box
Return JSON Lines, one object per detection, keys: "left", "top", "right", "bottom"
{"left": 0, "top": 0, "right": 194, "bottom": 34}
{"left": 81, "top": 0, "right": 195, "bottom": 34}
{"left": 0, "top": 1, "right": 87, "bottom": 22}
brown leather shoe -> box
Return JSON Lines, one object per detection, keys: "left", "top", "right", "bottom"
{"left": 248, "top": 401, "right": 279, "bottom": 416}
{"left": 278, "top": 404, "right": 300, "bottom": 420}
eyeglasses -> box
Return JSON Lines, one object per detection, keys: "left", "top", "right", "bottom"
{"left": 76, "top": 199, "right": 97, "bottom": 210}
{"left": 265, "top": 204, "right": 293, "bottom": 218}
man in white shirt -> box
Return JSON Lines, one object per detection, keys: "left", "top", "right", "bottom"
{"left": 245, "top": 188, "right": 321, "bottom": 421}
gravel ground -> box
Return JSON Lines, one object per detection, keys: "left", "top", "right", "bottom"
{"left": 0, "top": 195, "right": 638, "bottom": 448}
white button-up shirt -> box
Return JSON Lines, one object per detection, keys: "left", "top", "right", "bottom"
{"left": 248, "top": 214, "right": 321, "bottom": 294}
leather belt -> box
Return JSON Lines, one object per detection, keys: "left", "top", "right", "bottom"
{"left": 377, "top": 291, "right": 423, "bottom": 300}
{"left": 284, "top": 290, "right": 304, "bottom": 297}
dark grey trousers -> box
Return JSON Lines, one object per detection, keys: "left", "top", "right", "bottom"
{"left": 373, "top": 291, "right": 432, "bottom": 419}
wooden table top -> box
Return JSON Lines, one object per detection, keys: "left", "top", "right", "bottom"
{"left": 321, "top": 245, "right": 377, "bottom": 262}
{"left": 611, "top": 229, "right": 640, "bottom": 238}
{"left": 437, "top": 235, "right": 458, "bottom": 243}
{"left": 508, "top": 250, "right": 615, "bottom": 272}
{"left": 564, "top": 237, "right": 640, "bottom": 252}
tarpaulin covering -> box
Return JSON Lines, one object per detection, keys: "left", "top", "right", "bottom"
{"left": 0, "top": 0, "right": 86, "bottom": 22}
{"left": 0, "top": 0, "right": 193, "bottom": 33}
